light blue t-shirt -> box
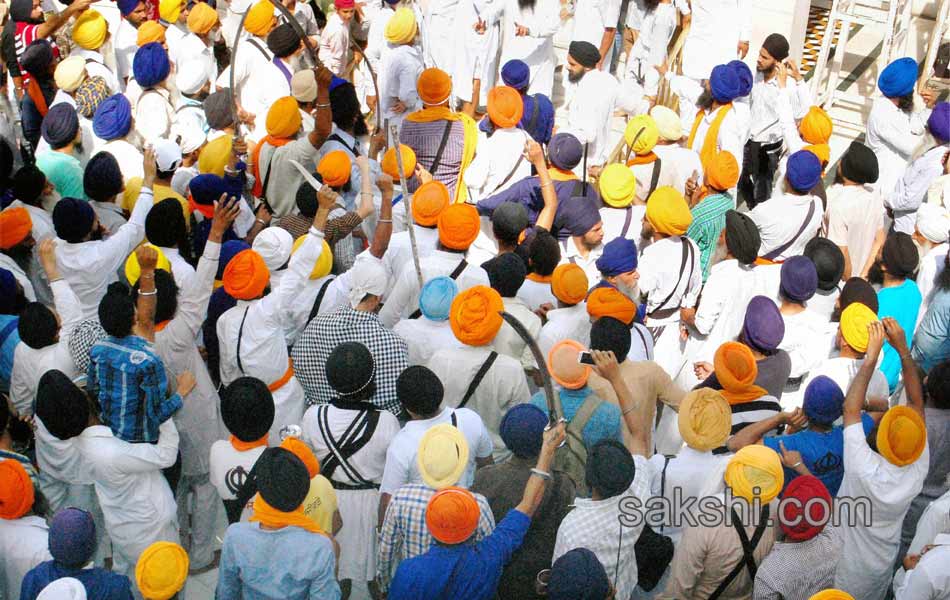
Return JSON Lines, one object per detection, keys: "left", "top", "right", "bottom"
{"left": 530, "top": 386, "right": 623, "bottom": 449}
{"left": 0, "top": 315, "right": 20, "bottom": 394}
{"left": 36, "top": 150, "right": 85, "bottom": 200}
{"left": 878, "top": 279, "right": 922, "bottom": 392}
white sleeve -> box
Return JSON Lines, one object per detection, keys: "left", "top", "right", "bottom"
{"left": 112, "top": 419, "right": 181, "bottom": 472}
{"left": 96, "top": 187, "right": 152, "bottom": 274}
{"left": 737, "top": 0, "right": 751, "bottom": 41}
{"left": 692, "top": 274, "right": 728, "bottom": 335}
{"left": 50, "top": 279, "right": 83, "bottom": 348}
{"left": 9, "top": 347, "right": 32, "bottom": 416}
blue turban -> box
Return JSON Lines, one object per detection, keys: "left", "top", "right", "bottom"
{"left": 0, "top": 268, "right": 17, "bottom": 314}
{"left": 49, "top": 507, "right": 97, "bottom": 567}
{"left": 780, "top": 255, "right": 818, "bottom": 303}
{"left": 803, "top": 375, "right": 844, "bottom": 425}
{"left": 40, "top": 104, "right": 80, "bottom": 149}
{"left": 419, "top": 275, "right": 458, "bottom": 321}
{"left": 549, "top": 548, "right": 610, "bottom": 600}
{"left": 785, "top": 150, "right": 822, "bottom": 192}
{"left": 878, "top": 57, "right": 917, "bottom": 98}
{"left": 741, "top": 295, "right": 784, "bottom": 353}
{"left": 521, "top": 93, "right": 554, "bottom": 145}
{"left": 558, "top": 196, "right": 601, "bottom": 237}
{"left": 596, "top": 238, "right": 638, "bottom": 277}
{"left": 189, "top": 173, "right": 228, "bottom": 206}
{"left": 329, "top": 75, "right": 348, "bottom": 93}
{"left": 83, "top": 152, "right": 123, "bottom": 201}
{"left": 53, "top": 198, "right": 97, "bottom": 243}
{"left": 548, "top": 132, "right": 583, "bottom": 170}
{"left": 501, "top": 59, "right": 530, "bottom": 91}
{"left": 500, "top": 404, "right": 547, "bottom": 458}
{"left": 133, "top": 42, "right": 170, "bottom": 88}
{"left": 92, "top": 94, "right": 133, "bottom": 140}
{"left": 116, "top": 0, "right": 141, "bottom": 15}
{"left": 928, "top": 102, "right": 949, "bottom": 143}
{"left": 729, "top": 60, "right": 753, "bottom": 97}
{"left": 217, "top": 240, "right": 251, "bottom": 280}
{"left": 709, "top": 64, "right": 741, "bottom": 103}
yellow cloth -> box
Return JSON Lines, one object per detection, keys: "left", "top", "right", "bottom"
{"left": 250, "top": 494, "right": 327, "bottom": 535}
{"left": 687, "top": 103, "right": 733, "bottom": 171}
{"left": 624, "top": 115, "right": 659, "bottom": 155}
{"left": 487, "top": 86, "right": 523, "bottom": 129}
{"left": 598, "top": 163, "right": 637, "bottom": 208}
{"left": 121, "top": 180, "right": 191, "bottom": 231}
{"left": 187, "top": 1, "right": 218, "bottom": 34}
{"left": 839, "top": 302, "right": 878, "bottom": 352}
{"left": 416, "top": 68, "right": 452, "bottom": 105}
{"left": 678, "top": 388, "right": 732, "bottom": 451}
{"left": 384, "top": 7, "right": 416, "bottom": 45}
{"left": 417, "top": 423, "right": 470, "bottom": 489}
{"left": 551, "top": 263, "right": 588, "bottom": 305}
{"left": 548, "top": 339, "right": 590, "bottom": 390}
{"left": 405, "top": 106, "right": 478, "bottom": 203}
{"left": 291, "top": 236, "right": 333, "bottom": 279}
{"left": 0, "top": 207, "right": 32, "bottom": 249}
{"left": 645, "top": 186, "right": 692, "bottom": 236}
{"left": 705, "top": 151, "right": 740, "bottom": 192}
{"left": 650, "top": 105, "right": 682, "bottom": 141}
{"left": 136, "top": 20, "right": 167, "bottom": 46}
{"left": 437, "top": 202, "right": 479, "bottom": 249}
{"left": 244, "top": 0, "right": 276, "bottom": 36}
{"left": 54, "top": 56, "right": 86, "bottom": 92}
{"left": 223, "top": 249, "right": 270, "bottom": 300}
{"left": 317, "top": 150, "right": 352, "bottom": 188}
{"left": 159, "top": 0, "right": 184, "bottom": 22}
{"left": 124, "top": 244, "right": 172, "bottom": 285}
{"left": 449, "top": 285, "right": 504, "bottom": 346}
{"left": 804, "top": 143, "right": 830, "bottom": 165}
{"left": 381, "top": 145, "right": 416, "bottom": 180}
{"left": 724, "top": 445, "right": 784, "bottom": 503}
{"left": 412, "top": 181, "right": 450, "bottom": 227}
{"left": 809, "top": 591, "right": 855, "bottom": 600}
{"left": 198, "top": 135, "right": 232, "bottom": 176}
{"left": 266, "top": 96, "right": 301, "bottom": 138}
{"left": 877, "top": 406, "right": 927, "bottom": 466}
{"left": 301, "top": 475, "right": 337, "bottom": 533}
{"left": 135, "top": 542, "right": 188, "bottom": 600}
{"left": 72, "top": 10, "right": 108, "bottom": 50}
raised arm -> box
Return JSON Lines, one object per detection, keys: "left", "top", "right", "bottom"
{"left": 529, "top": 140, "right": 558, "bottom": 231}
{"left": 726, "top": 409, "right": 806, "bottom": 452}
{"left": 133, "top": 244, "right": 160, "bottom": 342}
{"left": 843, "top": 320, "right": 885, "bottom": 427}
{"left": 309, "top": 66, "right": 335, "bottom": 150}
{"left": 883, "top": 317, "right": 925, "bottom": 420}
{"left": 370, "top": 173, "right": 395, "bottom": 259}
{"left": 36, "top": 0, "right": 94, "bottom": 41}
{"left": 591, "top": 350, "right": 651, "bottom": 457}
{"left": 37, "top": 240, "right": 82, "bottom": 341}
{"left": 514, "top": 422, "right": 565, "bottom": 517}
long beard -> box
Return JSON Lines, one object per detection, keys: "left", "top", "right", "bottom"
{"left": 616, "top": 281, "right": 639, "bottom": 301}
{"left": 697, "top": 88, "right": 714, "bottom": 111}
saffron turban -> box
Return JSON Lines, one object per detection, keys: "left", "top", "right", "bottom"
{"left": 780, "top": 255, "right": 818, "bottom": 303}
{"left": 417, "top": 424, "right": 469, "bottom": 489}
{"left": 809, "top": 592, "right": 854, "bottom": 600}
{"left": 839, "top": 140, "right": 879, "bottom": 184}
{"left": 500, "top": 59, "right": 530, "bottom": 91}
{"left": 438, "top": 203, "right": 480, "bottom": 250}
{"left": 706, "top": 151, "right": 740, "bottom": 191}
{"left": 159, "top": 0, "right": 184, "bottom": 22}
{"left": 624, "top": 115, "right": 659, "bottom": 155}
{"left": 0, "top": 208, "right": 32, "bottom": 249}
{"left": 116, "top": 0, "right": 141, "bottom": 16}
{"left": 245, "top": 0, "right": 276, "bottom": 36}
{"left": 710, "top": 63, "right": 741, "bottom": 103}
{"left": 72, "top": 10, "right": 107, "bottom": 50}
{"left": 724, "top": 444, "right": 784, "bottom": 503}
{"left": 878, "top": 57, "right": 917, "bottom": 98}
{"left": 803, "top": 375, "right": 844, "bottom": 426}
{"left": 412, "top": 181, "right": 450, "bottom": 227}
{"left": 800, "top": 106, "right": 833, "bottom": 145}
{"left": 135, "top": 541, "right": 189, "bottom": 600}
{"left": 223, "top": 249, "right": 270, "bottom": 300}
{"left": 133, "top": 42, "right": 170, "bottom": 88}
{"left": 551, "top": 263, "right": 588, "bottom": 306}
{"left": 252, "top": 227, "right": 294, "bottom": 272}
{"left": 928, "top": 102, "right": 949, "bottom": 143}
{"left": 548, "top": 132, "right": 583, "bottom": 170}
{"left": 779, "top": 474, "right": 831, "bottom": 542}
{"left": 0, "top": 459, "right": 33, "bottom": 519}
{"left": 449, "top": 285, "right": 504, "bottom": 346}
{"left": 93, "top": 94, "right": 132, "bottom": 140}
{"left": 678, "top": 388, "right": 732, "bottom": 451}
{"left": 487, "top": 86, "right": 523, "bottom": 129}
{"left": 568, "top": 41, "right": 600, "bottom": 69}
{"left": 384, "top": 7, "right": 416, "bottom": 45}
{"left": 417, "top": 68, "right": 452, "bottom": 105}
{"left": 291, "top": 235, "right": 333, "bottom": 280}
{"left": 124, "top": 244, "right": 172, "bottom": 285}
{"left": 426, "top": 487, "right": 480, "bottom": 544}
{"left": 596, "top": 237, "right": 638, "bottom": 277}
{"left": 586, "top": 287, "right": 636, "bottom": 325}
{"left": 419, "top": 276, "right": 458, "bottom": 321}
{"left": 280, "top": 436, "right": 320, "bottom": 478}
{"left": 136, "top": 20, "right": 166, "bottom": 46}
{"left": 198, "top": 135, "right": 232, "bottom": 176}
{"left": 839, "top": 302, "right": 877, "bottom": 353}
{"left": 761, "top": 33, "right": 790, "bottom": 62}
{"left": 188, "top": 1, "right": 218, "bottom": 34}
{"left": 725, "top": 210, "right": 761, "bottom": 265}
{"left": 500, "top": 404, "right": 547, "bottom": 458}
{"left": 877, "top": 406, "right": 927, "bottom": 466}
{"left": 650, "top": 105, "right": 683, "bottom": 141}
{"left": 729, "top": 59, "right": 753, "bottom": 97}
{"left": 266, "top": 96, "right": 301, "bottom": 138}
{"left": 714, "top": 341, "right": 767, "bottom": 405}
{"left": 786, "top": 150, "right": 822, "bottom": 192}
{"left": 742, "top": 295, "right": 785, "bottom": 353}
{"left": 41, "top": 104, "right": 80, "bottom": 148}
{"left": 549, "top": 339, "right": 590, "bottom": 389}
{"left": 317, "top": 150, "right": 351, "bottom": 188}
{"left": 598, "top": 163, "right": 636, "bottom": 208}
{"left": 381, "top": 145, "right": 416, "bottom": 180}
{"left": 645, "top": 186, "right": 692, "bottom": 236}
{"left": 54, "top": 56, "right": 86, "bottom": 92}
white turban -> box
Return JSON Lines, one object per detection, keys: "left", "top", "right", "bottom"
{"left": 176, "top": 56, "right": 210, "bottom": 95}
{"left": 37, "top": 578, "right": 87, "bottom": 600}
{"left": 347, "top": 254, "right": 389, "bottom": 308}
{"left": 252, "top": 228, "right": 294, "bottom": 271}
{"left": 916, "top": 202, "right": 950, "bottom": 244}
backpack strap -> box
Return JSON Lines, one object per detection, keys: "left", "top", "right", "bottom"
{"left": 659, "top": 455, "right": 674, "bottom": 533}
{"left": 428, "top": 120, "right": 454, "bottom": 177}
{"left": 762, "top": 198, "right": 817, "bottom": 261}
{"left": 457, "top": 351, "right": 498, "bottom": 409}
{"left": 568, "top": 393, "right": 605, "bottom": 443}
{"left": 409, "top": 259, "right": 468, "bottom": 319}
{"left": 306, "top": 276, "right": 336, "bottom": 324}
{"left": 648, "top": 239, "right": 693, "bottom": 319}
{"left": 708, "top": 505, "right": 771, "bottom": 600}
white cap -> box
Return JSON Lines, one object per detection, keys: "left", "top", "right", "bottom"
{"left": 172, "top": 120, "right": 206, "bottom": 155}
{"left": 176, "top": 56, "right": 210, "bottom": 96}
{"left": 916, "top": 202, "right": 950, "bottom": 244}
{"left": 252, "top": 227, "right": 294, "bottom": 271}
{"left": 347, "top": 254, "right": 389, "bottom": 308}
{"left": 291, "top": 69, "right": 317, "bottom": 103}
{"left": 153, "top": 138, "right": 183, "bottom": 172}
{"left": 37, "top": 578, "right": 87, "bottom": 600}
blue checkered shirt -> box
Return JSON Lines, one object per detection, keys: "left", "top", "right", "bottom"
{"left": 87, "top": 336, "right": 182, "bottom": 443}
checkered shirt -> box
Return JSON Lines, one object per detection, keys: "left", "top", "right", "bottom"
{"left": 752, "top": 529, "right": 839, "bottom": 600}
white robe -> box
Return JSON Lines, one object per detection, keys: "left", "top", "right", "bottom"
{"left": 422, "top": 0, "right": 460, "bottom": 74}
{"left": 865, "top": 97, "right": 930, "bottom": 202}
{"left": 498, "top": 0, "right": 560, "bottom": 97}
{"left": 453, "top": 0, "right": 504, "bottom": 105}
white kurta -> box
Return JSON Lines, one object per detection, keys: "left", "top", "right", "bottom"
{"left": 493, "top": 295, "right": 542, "bottom": 368}
{"left": 679, "top": 0, "right": 750, "bottom": 80}
{"left": 393, "top": 317, "right": 463, "bottom": 365}
{"left": 319, "top": 13, "right": 351, "bottom": 76}
{"left": 378, "top": 43, "right": 425, "bottom": 132}
{"left": 558, "top": 236, "right": 604, "bottom": 288}
{"left": 748, "top": 192, "right": 822, "bottom": 261}
{"left": 866, "top": 97, "right": 930, "bottom": 202}
{"left": 463, "top": 127, "right": 532, "bottom": 202}
{"left": 687, "top": 105, "right": 744, "bottom": 171}
{"left": 562, "top": 69, "right": 619, "bottom": 167}
{"left": 824, "top": 183, "right": 885, "bottom": 278}
{"left": 516, "top": 277, "right": 557, "bottom": 311}
{"left": 0, "top": 516, "right": 51, "bottom": 600}
{"left": 422, "top": 0, "right": 460, "bottom": 73}
{"left": 538, "top": 302, "right": 590, "bottom": 357}
{"left": 453, "top": 0, "right": 504, "bottom": 105}
{"left": 381, "top": 226, "right": 441, "bottom": 292}
{"left": 498, "top": 0, "right": 560, "bottom": 97}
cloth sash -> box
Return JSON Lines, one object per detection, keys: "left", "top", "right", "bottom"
{"left": 687, "top": 104, "right": 733, "bottom": 170}
{"left": 249, "top": 495, "right": 327, "bottom": 536}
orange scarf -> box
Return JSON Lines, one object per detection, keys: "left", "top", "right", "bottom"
{"left": 249, "top": 495, "right": 327, "bottom": 536}
{"left": 547, "top": 167, "right": 577, "bottom": 182}
{"left": 251, "top": 136, "right": 293, "bottom": 198}
{"left": 154, "top": 320, "right": 171, "bottom": 332}
{"left": 626, "top": 152, "right": 658, "bottom": 166}
{"left": 230, "top": 434, "right": 268, "bottom": 452}
{"left": 525, "top": 273, "right": 552, "bottom": 283}
{"left": 26, "top": 78, "right": 48, "bottom": 117}
{"left": 687, "top": 104, "right": 733, "bottom": 171}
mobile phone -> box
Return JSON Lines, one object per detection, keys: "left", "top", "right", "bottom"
{"left": 578, "top": 351, "right": 596, "bottom": 365}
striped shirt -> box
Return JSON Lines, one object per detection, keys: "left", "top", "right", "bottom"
{"left": 752, "top": 529, "right": 839, "bottom": 600}
{"left": 400, "top": 119, "right": 467, "bottom": 200}
{"left": 687, "top": 192, "right": 735, "bottom": 281}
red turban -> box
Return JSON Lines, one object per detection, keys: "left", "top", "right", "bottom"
{"left": 779, "top": 474, "right": 831, "bottom": 542}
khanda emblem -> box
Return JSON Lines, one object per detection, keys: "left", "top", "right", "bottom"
{"left": 812, "top": 452, "right": 841, "bottom": 477}
{"left": 225, "top": 466, "right": 249, "bottom": 496}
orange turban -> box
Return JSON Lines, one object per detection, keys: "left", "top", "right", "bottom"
{"left": 317, "top": 150, "right": 352, "bottom": 188}
{"left": 187, "top": 1, "right": 218, "bottom": 35}
{"left": 412, "top": 181, "right": 450, "bottom": 227}
{"left": 0, "top": 207, "right": 32, "bottom": 249}
{"left": 0, "top": 459, "right": 34, "bottom": 519}
{"left": 809, "top": 591, "right": 855, "bottom": 600}
{"left": 437, "top": 203, "right": 480, "bottom": 250}
{"left": 244, "top": 0, "right": 276, "bottom": 36}
{"left": 136, "top": 20, "right": 166, "bottom": 46}
{"left": 381, "top": 145, "right": 416, "bottom": 180}
{"left": 449, "top": 285, "right": 504, "bottom": 346}
{"left": 800, "top": 106, "right": 832, "bottom": 165}
{"left": 266, "top": 96, "right": 301, "bottom": 139}
{"left": 706, "top": 151, "right": 740, "bottom": 192}
{"left": 877, "top": 406, "right": 927, "bottom": 466}
{"left": 714, "top": 342, "right": 768, "bottom": 405}
{"left": 586, "top": 287, "right": 636, "bottom": 325}
{"left": 426, "top": 487, "right": 480, "bottom": 544}
{"left": 280, "top": 437, "right": 320, "bottom": 478}
{"left": 487, "top": 86, "right": 523, "bottom": 129}
{"left": 548, "top": 339, "right": 590, "bottom": 389}
{"left": 551, "top": 263, "right": 588, "bottom": 305}
{"left": 223, "top": 249, "right": 270, "bottom": 300}
{"left": 804, "top": 144, "right": 830, "bottom": 165}
{"left": 645, "top": 186, "right": 692, "bottom": 236}
{"left": 417, "top": 68, "right": 452, "bottom": 105}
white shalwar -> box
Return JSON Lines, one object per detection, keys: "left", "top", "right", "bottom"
{"left": 562, "top": 69, "right": 619, "bottom": 168}
{"left": 422, "top": 0, "right": 460, "bottom": 73}
{"left": 453, "top": 0, "right": 504, "bottom": 106}
{"left": 498, "top": 0, "right": 560, "bottom": 97}
{"left": 865, "top": 97, "right": 930, "bottom": 202}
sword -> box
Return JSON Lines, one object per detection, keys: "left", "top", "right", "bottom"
{"left": 499, "top": 311, "right": 563, "bottom": 427}
{"left": 289, "top": 159, "right": 346, "bottom": 211}
{"left": 390, "top": 124, "right": 424, "bottom": 289}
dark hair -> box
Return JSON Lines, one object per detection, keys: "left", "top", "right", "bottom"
{"left": 295, "top": 181, "right": 318, "bottom": 218}
{"left": 527, "top": 229, "right": 560, "bottom": 276}
{"left": 18, "top": 302, "right": 58, "bottom": 349}
{"left": 329, "top": 81, "right": 368, "bottom": 137}
{"left": 12, "top": 165, "right": 47, "bottom": 205}
{"left": 897, "top": 92, "right": 915, "bottom": 113}
{"left": 397, "top": 365, "right": 444, "bottom": 417}
{"left": 133, "top": 269, "right": 178, "bottom": 324}
{"left": 98, "top": 282, "right": 135, "bottom": 338}
{"left": 156, "top": 168, "right": 176, "bottom": 181}
{"left": 939, "top": 251, "right": 950, "bottom": 292}
{"left": 927, "top": 360, "right": 950, "bottom": 410}
{"left": 589, "top": 317, "right": 632, "bottom": 363}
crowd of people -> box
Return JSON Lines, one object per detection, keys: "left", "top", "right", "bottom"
{"left": 0, "top": 0, "right": 948, "bottom": 598}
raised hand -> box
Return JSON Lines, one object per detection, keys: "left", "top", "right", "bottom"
{"left": 135, "top": 243, "right": 159, "bottom": 272}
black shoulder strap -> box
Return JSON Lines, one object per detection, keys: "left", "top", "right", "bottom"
{"left": 327, "top": 133, "right": 361, "bottom": 157}
{"left": 409, "top": 260, "right": 468, "bottom": 319}
{"left": 319, "top": 406, "right": 381, "bottom": 484}
{"left": 561, "top": 238, "right": 577, "bottom": 264}
{"left": 429, "top": 120, "right": 454, "bottom": 177}
{"left": 708, "top": 505, "right": 771, "bottom": 600}
{"left": 458, "top": 351, "right": 498, "bottom": 409}
{"left": 762, "top": 198, "right": 817, "bottom": 261}
{"left": 632, "top": 324, "right": 650, "bottom": 359}
{"left": 659, "top": 455, "right": 674, "bottom": 533}
{"left": 235, "top": 307, "right": 250, "bottom": 375}
{"left": 246, "top": 37, "right": 273, "bottom": 61}
{"left": 450, "top": 411, "right": 458, "bottom": 427}
{"left": 649, "top": 240, "right": 691, "bottom": 316}
{"left": 489, "top": 145, "right": 526, "bottom": 196}
{"left": 620, "top": 206, "right": 634, "bottom": 239}
{"left": 307, "top": 276, "right": 336, "bottom": 323}
{"left": 648, "top": 156, "right": 663, "bottom": 197}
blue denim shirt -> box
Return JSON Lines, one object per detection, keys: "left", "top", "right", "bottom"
{"left": 913, "top": 288, "right": 950, "bottom": 373}
{"left": 0, "top": 314, "right": 20, "bottom": 394}
{"left": 20, "top": 561, "right": 133, "bottom": 600}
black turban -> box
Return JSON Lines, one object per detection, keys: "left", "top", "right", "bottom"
{"left": 761, "top": 33, "right": 790, "bottom": 62}
{"left": 19, "top": 40, "right": 53, "bottom": 77}
{"left": 252, "top": 447, "right": 310, "bottom": 512}
{"left": 397, "top": 365, "right": 444, "bottom": 416}
{"left": 41, "top": 104, "right": 80, "bottom": 149}
{"left": 53, "top": 197, "right": 96, "bottom": 243}
{"left": 221, "top": 377, "right": 275, "bottom": 442}
{"left": 12, "top": 165, "right": 47, "bottom": 204}
{"left": 839, "top": 276, "right": 879, "bottom": 314}
{"left": 804, "top": 237, "right": 845, "bottom": 292}
{"left": 326, "top": 341, "right": 375, "bottom": 397}
{"left": 882, "top": 232, "right": 919, "bottom": 279}
{"left": 9, "top": 0, "right": 41, "bottom": 23}
{"left": 203, "top": 90, "right": 234, "bottom": 131}
{"left": 483, "top": 252, "right": 527, "bottom": 298}
{"left": 568, "top": 41, "right": 601, "bottom": 69}
{"left": 266, "top": 23, "right": 302, "bottom": 58}
{"left": 35, "top": 370, "right": 89, "bottom": 440}
{"left": 839, "top": 141, "right": 879, "bottom": 184}
{"left": 724, "top": 210, "right": 761, "bottom": 265}
{"left": 83, "top": 152, "right": 123, "bottom": 202}
{"left": 585, "top": 439, "right": 635, "bottom": 498}
{"left": 491, "top": 201, "right": 529, "bottom": 244}
{"left": 589, "top": 316, "right": 632, "bottom": 363}
{"left": 145, "top": 198, "right": 187, "bottom": 248}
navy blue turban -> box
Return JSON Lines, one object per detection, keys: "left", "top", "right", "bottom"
{"left": 596, "top": 237, "right": 638, "bottom": 277}
{"left": 41, "top": 104, "right": 80, "bottom": 149}
{"left": 780, "top": 255, "right": 819, "bottom": 303}
{"left": 548, "top": 132, "right": 583, "bottom": 170}
{"left": 501, "top": 59, "right": 530, "bottom": 91}
{"left": 93, "top": 94, "right": 133, "bottom": 140}
{"left": 53, "top": 198, "right": 96, "bottom": 243}
{"left": 133, "top": 42, "right": 171, "bottom": 88}
{"left": 500, "top": 404, "right": 547, "bottom": 458}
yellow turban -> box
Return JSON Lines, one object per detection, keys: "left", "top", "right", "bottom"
{"left": 449, "top": 285, "right": 504, "bottom": 346}
{"left": 223, "top": 249, "right": 270, "bottom": 300}
{"left": 198, "top": 135, "right": 232, "bottom": 176}
{"left": 839, "top": 302, "right": 878, "bottom": 353}
{"left": 705, "top": 151, "right": 740, "bottom": 192}
{"left": 54, "top": 56, "right": 87, "bottom": 92}
{"left": 135, "top": 541, "right": 188, "bottom": 600}
{"left": 244, "top": 0, "right": 276, "bottom": 36}
{"left": 804, "top": 143, "right": 830, "bottom": 165}
{"left": 124, "top": 244, "right": 172, "bottom": 285}
{"left": 417, "top": 424, "right": 470, "bottom": 489}
{"left": 800, "top": 106, "right": 833, "bottom": 145}
{"left": 624, "top": 115, "right": 659, "bottom": 155}
{"left": 381, "top": 145, "right": 416, "bottom": 180}
{"left": 187, "top": 1, "right": 218, "bottom": 35}
{"left": 650, "top": 105, "right": 683, "bottom": 141}
{"left": 159, "top": 0, "right": 184, "bottom": 22}
{"left": 724, "top": 445, "right": 784, "bottom": 503}
{"left": 136, "top": 20, "right": 167, "bottom": 46}
{"left": 291, "top": 235, "right": 333, "bottom": 280}
{"left": 317, "top": 150, "right": 352, "bottom": 188}
{"left": 877, "top": 406, "right": 927, "bottom": 466}
{"left": 809, "top": 591, "right": 855, "bottom": 600}
{"left": 598, "top": 163, "right": 637, "bottom": 208}
{"left": 72, "top": 10, "right": 108, "bottom": 50}
{"left": 678, "top": 388, "right": 732, "bottom": 451}
{"left": 265, "top": 96, "right": 301, "bottom": 139}
{"left": 412, "top": 181, "right": 450, "bottom": 227}
{"left": 384, "top": 7, "right": 417, "bottom": 45}
{"left": 645, "top": 186, "right": 692, "bottom": 236}
{"left": 437, "top": 203, "right": 480, "bottom": 250}
{"left": 551, "top": 263, "right": 588, "bottom": 305}
{"left": 417, "top": 68, "right": 452, "bottom": 105}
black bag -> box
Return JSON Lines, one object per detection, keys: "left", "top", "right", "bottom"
{"left": 634, "top": 524, "right": 674, "bottom": 592}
